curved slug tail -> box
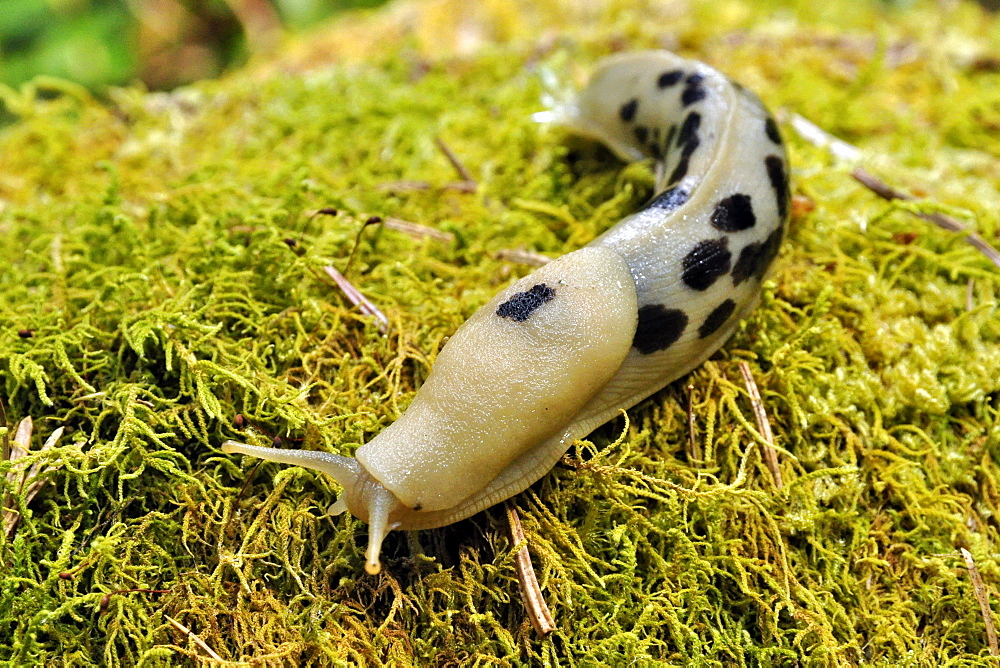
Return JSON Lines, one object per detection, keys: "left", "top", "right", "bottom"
{"left": 221, "top": 439, "right": 362, "bottom": 493}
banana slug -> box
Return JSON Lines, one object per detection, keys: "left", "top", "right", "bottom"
{"left": 223, "top": 51, "right": 790, "bottom": 574}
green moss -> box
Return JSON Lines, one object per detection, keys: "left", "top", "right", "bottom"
{"left": 1, "top": 0, "right": 999, "bottom": 664}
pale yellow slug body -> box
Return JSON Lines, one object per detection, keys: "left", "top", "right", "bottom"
{"left": 223, "top": 51, "right": 789, "bottom": 574}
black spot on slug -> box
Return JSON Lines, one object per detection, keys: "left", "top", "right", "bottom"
{"left": 731, "top": 227, "right": 784, "bottom": 286}
{"left": 765, "top": 117, "right": 782, "bottom": 145}
{"left": 667, "top": 112, "right": 702, "bottom": 183}
{"left": 497, "top": 283, "right": 555, "bottom": 322}
{"left": 710, "top": 194, "right": 756, "bottom": 232}
{"left": 698, "top": 298, "right": 736, "bottom": 338}
{"left": 633, "top": 304, "right": 688, "bottom": 354}
{"left": 647, "top": 186, "right": 689, "bottom": 212}
{"left": 765, "top": 155, "right": 789, "bottom": 220}
{"left": 657, "top": 69, "right": 684, "bottom": 88}
{"left": 633, "top": 125, "right": 649, "bottom": 144}
{"left": 649, "top": 136, "right": 663, "bottom": 159}
{"left": 757, "top": 227, "right": 784, "bottom": 278}
{"left": 731, "top": 241, "right": 762, "bottom": 286}
{"left": 664, "top": 124, "right": 677, "bottom": 153}
{"left": 682, "top": 238, "right": 731, "bottom": 291}
{"left": 668, "top": 153, "right": 692, "bottom": 185}
{"left": 681, "top": 73, "right": 707, "bottom": 106}
{"left": 620, "top": 98, "right": 639, "bottom": 122}
{"left": 676, "top": 112, "right": 701, "bottom": 148}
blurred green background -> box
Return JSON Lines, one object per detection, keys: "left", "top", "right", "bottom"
{"left": 0, "top": 0, "right": 391, "bottom": 91}
{"left": 0, "top": 0, "right": 997, "bottom": 92}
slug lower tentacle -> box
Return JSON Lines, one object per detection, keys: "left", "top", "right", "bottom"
{"left": 223, "top": 50, "right": 790, "bottom": 574}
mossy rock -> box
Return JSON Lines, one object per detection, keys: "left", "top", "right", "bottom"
{"left": 1, "top": 0, "right": 999, "bottom": 664}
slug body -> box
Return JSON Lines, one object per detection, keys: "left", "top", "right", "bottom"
{"left": 223, "top": 51, "right": 789, "bottom": 574}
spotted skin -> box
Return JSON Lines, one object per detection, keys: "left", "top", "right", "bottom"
{"left": 711, "top": 194, "right": 756, "bottom": 232}
{"left": 634, "top": 304, "right": 688, "bottom": 354}
{"left": 496, "top": 283, "right": 555, "bottom": 322}
{"left": 682, "top": 238, "right": 732, "bottom": 291}
{"left": 647, "top": 186, "right": 688, "bottom": 212}
{"left": 620, "top": 98, "right": 639, "bottom": 122}
{"left": 657, "top": 69, "right": 684, "bottom": 88}
{"left": 698, "top": 299, "right": 736, "bottom": 338}
{"left": 559, "top": 49, "right": 790, "bottom": 432}
{"left": 765, "top": 155, "right": 790, "bottom": 219}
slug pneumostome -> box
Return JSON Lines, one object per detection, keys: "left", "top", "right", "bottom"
{"left": 223, "top": 50, "right": 790, "bottom": 574}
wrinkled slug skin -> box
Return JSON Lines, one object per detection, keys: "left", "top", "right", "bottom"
{"left": 222, "top": 50, "right": 789, "bottom": 571}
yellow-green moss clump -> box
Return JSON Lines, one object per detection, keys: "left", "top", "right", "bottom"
{"left": 2, "top": 0, "right": 1000, "bottom": 664}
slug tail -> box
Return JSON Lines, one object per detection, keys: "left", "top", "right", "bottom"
{"left": 221, "top": 439, "right": 362, "bottom": 492}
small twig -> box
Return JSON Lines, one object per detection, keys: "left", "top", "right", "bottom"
{"left": 377, "top": 180, "right": 476, "bottom": 194}
{"left": 495, "top": 248, "right": 552, "bottom": 267}
{"left": 960, "top": 548, "right": 999, "bottom": 656}
{"left": 737, "top": 362, "right": 783, "bottom": 490}
{"left": 4, "top": 417, "right": 32, "bottom": 483}
{"left": 235, "top": 459, "right": 264, "bottom": 504}
{"left": 434, "top": 136, "right": 477, "bottom": 189}
{"left": 851, "top": 168, "right": 1000, "bottom": 269}
{"left": 4, "top": 420, "right": 63, "bottom": 538}
{"left": 785, "top": 111, "right": 862, "bottom": 161}
{"left": 786, "top": 110, "right": 1000, "bottom": 271}
{"left": 383, "top": 217, "right": 455, "bottom": 243}
{"left": 686, "top": 384, "right": 701, "bottom": 462}
{"left": 0, "top": 397, "right": 8, "bottom": 461}
{"left": 165, "top": 614, "right": 225, "bottom": 661}
{"left": 967, "top": 279, "right": 975, "bottom": 312}
{"left": 23, "top": 426, "right": 62, "bottom": 505}
{"left": 505, "top": 502, "right": 555, "bottom": 637}
{"left": 321, "top": 265, "right": 390, "bottom": 334}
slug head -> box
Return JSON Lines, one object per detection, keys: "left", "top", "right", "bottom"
{"left": 221, "top": 439, "right": 405, "bottom": 574}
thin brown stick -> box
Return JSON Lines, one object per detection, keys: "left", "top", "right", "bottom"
{"left": 786, "top": 112, "right": 1000, "bottom": 271}
{"left": 505, "top": 502, "right": 555, "bottom": 637}
{"left": 495, "top": 249, "right": 552, "bottom": 267}
{"left": 851, "top": 168, "right": 1000, "bottom": 270}
{"left": 164, "top": 614, "right": 225, "bottom": 661}
{"left": 4, "top": 422, "right": 63, "bottom": 538}
{"left": 2, "top": 417, "right": 32, "bottom": 537}
{"left": 377, "top": 180, "right": 476, "bottom": 194}
{"left": 434, "top": 136, "right": 476, "bottom": 187}
{"left": 23, "top": 426, "right": 62, "bottom": 504}
{"left": 5, "top": 417, "right": 32, "bottom": 484}
{"left": 786, "top": 112, "right": 862, "bottom": 161}
{"left": 737, "top": 362, "right": 783, "bottom": 490}
{"left": 961, "top": 548, "right": 999, "bottom": 656}
{"left": 321, "top": 265, "right": 390, "bottom": 334}
{"left": 383, "top": 217, "right": 455, "bottom": 243}
{"left": 0, "top": 397, "right": 8, "bottom": 461}
{"left": 686, "top": 383, "right": 701, "bottom": 462}
{"left": 967, "top": 279, "right": 975, "bottom": 312}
